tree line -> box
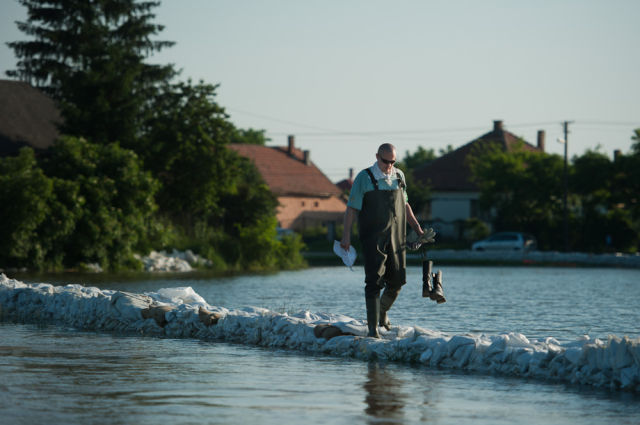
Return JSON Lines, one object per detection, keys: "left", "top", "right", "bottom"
{"left": 0, "top": 0, "right": 304, "bottom": 271}
{"left": 398, "top": 132, "right": 640, "bottom": 253}
{"left": 467, "top": 133, "right": 640, "bottom": 252}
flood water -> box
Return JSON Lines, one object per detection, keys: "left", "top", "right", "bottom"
{"left": 1, "top": 266, "right": 640, "bottom": 424}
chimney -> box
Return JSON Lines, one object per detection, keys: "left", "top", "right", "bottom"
{"left": 349, "top": 168, "right": 354, "bottom": 180}
{"left": 614, "top": 149, "right": 621, "bottom": 161}
{"left": 303, "top": 150, "right": 310, "bottom": 165}
{"left": 287, "top": 135, "right": 295, "bottom": 156}
{"left": 537, "top": 130, "right": 545, "bottom": 152}
{"left": 493, "top": 120, "right": 503, "bottom": 131}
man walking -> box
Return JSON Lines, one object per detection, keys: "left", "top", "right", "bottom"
{"left": 340, "top": 143, "right": 424, "bottom": 338}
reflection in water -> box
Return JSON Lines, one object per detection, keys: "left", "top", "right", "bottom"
{"left": 363, "top": 362, "right": 408, "bottom": 424}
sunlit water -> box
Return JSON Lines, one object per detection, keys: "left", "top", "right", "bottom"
{"left": 1, "top": 266, "right": 639, "bottom": 424}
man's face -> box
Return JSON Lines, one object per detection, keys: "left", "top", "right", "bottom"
{"left": 376, "top": 149, "right": 396, "bottom": 174}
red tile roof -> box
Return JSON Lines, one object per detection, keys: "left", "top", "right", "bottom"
{"left": 414, "top": 122, "right": 543, "bottom": 191}
{"left": 229, "top": 144, "right": 342, "bottom": 197}
{"left": 336, "top": 178, "right": 353, "bottom": 192}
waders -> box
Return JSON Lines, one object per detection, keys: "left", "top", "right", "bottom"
{"left": 358, "top": 169, "right": 406, "bottom": 338}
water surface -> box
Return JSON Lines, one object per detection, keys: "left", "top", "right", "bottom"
{"left": 2, "top": 266, "right": 639, "bottom": 424}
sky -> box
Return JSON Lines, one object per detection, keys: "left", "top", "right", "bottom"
{"left": 1, "top": 0, "right": 639, "bottom": 182}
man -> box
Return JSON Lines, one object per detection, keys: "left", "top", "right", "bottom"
{"left": 340, "top": 143, "right": 424, "bottom": 338}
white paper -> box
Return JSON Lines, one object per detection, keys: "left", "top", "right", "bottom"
{"left": 333, "top": 240, "right": 356, "bottom": 270}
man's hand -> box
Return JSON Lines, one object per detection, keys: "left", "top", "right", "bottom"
{"left": 340, "top": 235, "right": 350, "bottom": 252}
{"left": 407, "top": 227, "right": 437, "bottom": 250}
{"left": 341, "top": 207, "right": 356, "bottom": 252}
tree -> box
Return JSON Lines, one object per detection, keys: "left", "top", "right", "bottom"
{"left": 468, "top": 142, "right": 566, "bottom": 249}
{"left": 139, "top": 80, "right": 236, "bottom": 227}
{"left": 0, "top": 148, "right": 58, "bottom": 268}
{"left": 396, "top": 146, "right": 435, "bottom": 219}
{"left": 631, "top": 128, "right": 640, "bottom": 154}
{"left": 7, "top": 0, "right": 175, "bottom": 146}
{"left": 140, "top": 80, "right": 302, "bottom": 269}
{"left": 230, "top": 128, "right": 270, "bottom": 145}
{"left": 42, "top": 136, "right": 160, "bottom": 269}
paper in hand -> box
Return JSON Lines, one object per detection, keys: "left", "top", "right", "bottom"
{"left": 333, "top": 240, "right": 356, "bottom": 270}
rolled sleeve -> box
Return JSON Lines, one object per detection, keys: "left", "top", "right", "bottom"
{"left": 347, "top": 171, "right": 369, "bottom": 210}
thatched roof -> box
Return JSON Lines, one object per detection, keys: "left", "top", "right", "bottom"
{"left": 0, "top": 79, "right": 61, "bottom": 156}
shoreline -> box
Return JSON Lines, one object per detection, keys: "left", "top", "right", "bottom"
{"left": 304, "top": 249, "right": 640, "bottom": 269}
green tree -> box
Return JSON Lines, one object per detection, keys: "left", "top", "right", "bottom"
{"left": 230, "top": 128, "right": 270, "bottom": 145}
{"left": 0, "top": 147, "right": 81, "bottom": 269}
{"left": 140, "top": 80, "right": 303, "bottom": 270}
{"left": 468, "top": 142, "right": 566, "bottom": 250}
{"left": 42, "top": 136, "right": 160, "bottom": 269}
{"left": 631, "top": 128, "right": 640, "bottom": 153}
{"left": 140, "top": 80, "right": 236, "bottom": 228}
{"left": 7, "top": 0, "right": 175, "bottom": 146}
{"left": 570, "top": 148, "right": 613, "bottom": 251}
{"left": 396, "top": 146, "right": 435, "bottom": 219}
{"left": 0, "top": 148, "right": 55, "bottom": 268}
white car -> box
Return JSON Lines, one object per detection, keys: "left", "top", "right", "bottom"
{"left": 471, "top": 232, "right": 537, "bottom": 252}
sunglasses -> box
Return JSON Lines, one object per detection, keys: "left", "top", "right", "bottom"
{"left": 380, "top": 157, "right": 396, "bottom": 165}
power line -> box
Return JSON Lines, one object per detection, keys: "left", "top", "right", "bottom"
{"left": 229, "top": 106, "right": 638, "bottom": 141}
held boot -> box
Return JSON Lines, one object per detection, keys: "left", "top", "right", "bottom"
{"left": 365, "top": 297, "right": 380, "bottom": 338}
{"left": 430, "top": 270, "right": 446, "bottom": 304}
{"left": 379, "top": 288, "right": 400, "bottom": 331}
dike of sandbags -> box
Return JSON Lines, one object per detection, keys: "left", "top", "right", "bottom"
{"left": 1, "top": 273, "right": 639, "bottom": 392}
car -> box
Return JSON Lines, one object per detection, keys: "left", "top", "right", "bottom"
{"left": 471, "top": 232, "right": 537, "bottom": 252}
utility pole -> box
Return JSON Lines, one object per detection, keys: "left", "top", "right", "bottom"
{"left": 562, "top": 121, "right": 573, "bottom": 252}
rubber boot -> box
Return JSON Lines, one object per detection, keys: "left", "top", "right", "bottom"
{"left": 379, "top": 289, "right": 400, "bottom": 330}
{"left": 430, "top": 270, "right": 446, "bottom": 304}
{"left": 365, "top": 297, "right": 380, "bottom": 338}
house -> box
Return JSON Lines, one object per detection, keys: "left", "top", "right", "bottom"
{"left": 0, "top": 79, "right": 61, "bottom": 157}
{"left": 413, "top": 120, "right": 545, "bottom": 238}
{"left": 335, "top": 168, "right": 354, "bottom": 198}
{"left": 229, "top": 136, "right": 346, "bottom": 235}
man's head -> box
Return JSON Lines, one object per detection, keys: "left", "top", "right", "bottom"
{"left": 376, "top": 143, "right": 397, "bottom": 174}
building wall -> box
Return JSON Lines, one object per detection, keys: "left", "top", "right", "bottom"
{"left": 426, "top": 191, "right": 485, "bottom": 239}
{"left": 277, "top": 195, "right": 346, "bottom": 230}
{"left": 430, "top": 191, "right": 480, "bottom": 221}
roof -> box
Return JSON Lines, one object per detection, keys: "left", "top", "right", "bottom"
{"left": 228, "top": 143, "right": 342, "bottom": 197}
{"left": 336, "top": 178, "right": 353, "bottom": 192}
{"left": 0, "top": 79, "right": 62, "bottom": 156}
{"left": 414, "top": 121, "right": 543, "bottom": 192}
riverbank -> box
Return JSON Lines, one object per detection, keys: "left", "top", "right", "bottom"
{"left": 304, "top": 249, "right": 640, "bottom": 268}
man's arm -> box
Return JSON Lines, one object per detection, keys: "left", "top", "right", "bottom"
{"left": 340, "top": 206, "right": 358, "bottom": 251}
{"left": 406, "top": 203, "right": 424, "bottom": 236}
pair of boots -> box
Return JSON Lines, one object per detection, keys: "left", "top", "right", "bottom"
{"left": 365, "top": 290, "right": 399, "bottom": 338}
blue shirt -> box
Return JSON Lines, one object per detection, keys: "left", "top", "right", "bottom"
{"left": 347, "top": 165, "right": 408, "bottom": 211}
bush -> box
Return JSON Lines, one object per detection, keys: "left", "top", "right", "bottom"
{"left": 0, "top": 138, "right": 163, "bottom": 271}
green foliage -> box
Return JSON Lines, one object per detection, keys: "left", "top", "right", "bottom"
{"left": 0, "top": 140, "right": 158, "bottom": 270}
{"left": 4, "top": 1, "right": 309, "bottom": 272}
{"left": 396, "top": 146, "right": 434, "bottom": 218}
{"left": 7, "top": 0, "right": 175, "bottom": 146}
{"left": 468, "top": 141, "right": 566, "bottom": 249}
{"left": 463, "top": 218, "right": 490, "bottom": 242}
{"left": 140, "top": 80, "right": 235, "bottom": 226}
{"left": 469, "top": 134, "right": 640, "bottom": 253}
{"left": 0, "top": 148, "right": 56, "bottom": 268}
{"left": 42, "top": 136, "right": 160, "bottom": 269}
{"left": 139, "top": 80, "right": 304, "bottom": 271}
{"left": 631, "top": 128, "right": 640, "bottom": 154}
{"left": 230, "top": 128, "right": 270, "bottom": 145}
{"left": 398, "top": 146, "right": 436, "bottom": 170}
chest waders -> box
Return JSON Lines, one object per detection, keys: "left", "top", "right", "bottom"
{"left": 358, "top": 169, "right": 406, "bottom": 337}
